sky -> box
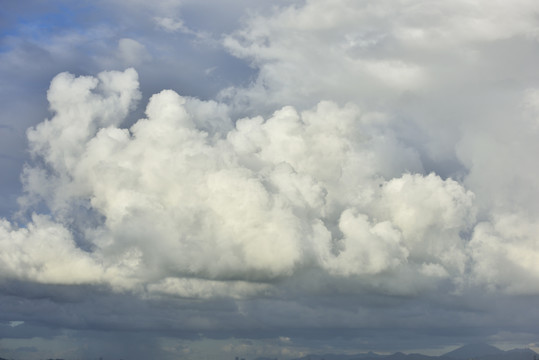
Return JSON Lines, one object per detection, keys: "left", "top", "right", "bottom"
{"left": 1, "top": 0, "right": 539, "bottom": 359}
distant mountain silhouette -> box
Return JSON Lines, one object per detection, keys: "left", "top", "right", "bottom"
{"left": 293, "top": 351, "right": 448, "bottom": 360}
{"left": 384, "top": 352, "right": 451, "bottom": 360}
{"left": 294, "top": 353, "right": 380, "bottom": 360}
{"left": 291, "top": 344, "right": 537, "bottom": 360}
{"left": 482, "top": 348, "right": 538, "bottom": 360}
{"left": 443, "top": 343, "right": 503, "bottom": 359}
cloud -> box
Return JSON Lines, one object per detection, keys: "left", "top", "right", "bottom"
{"left": 154, "top": 17, "right": 189, "bottom": 33}
{"left": 220, "top": 0, "right": 539, "bottom": 296}
{"left": 117, "top": 38, "right": 152, "bottom": 65}
{"left": 0, "top": 67, "right": 485, "bottom": 299}
{"left": 0, "top": 215, "right": 103, "bottom": 284}
{"left": 469, "top": 213, "right": 539, "bottom": 294}
{"left": 0, "top": 57, "right": 533, "bottom": 306}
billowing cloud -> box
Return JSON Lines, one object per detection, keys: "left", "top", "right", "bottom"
{"left": 0, "top": 215, "right": 103, "bottom": 284}
{"left": 0, "top": 66, "right": 515, "bottom": 301}
{"left": 220, "top": 0, "right": 539, "bottom": 296}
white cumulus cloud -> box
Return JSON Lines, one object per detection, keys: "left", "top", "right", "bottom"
{"left": 0, "top": 67, "right": 497, "bottom": 298}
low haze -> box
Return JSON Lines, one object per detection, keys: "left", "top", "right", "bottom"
{"left": 1, "top": 1, "right": 539, "bottom": 359}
